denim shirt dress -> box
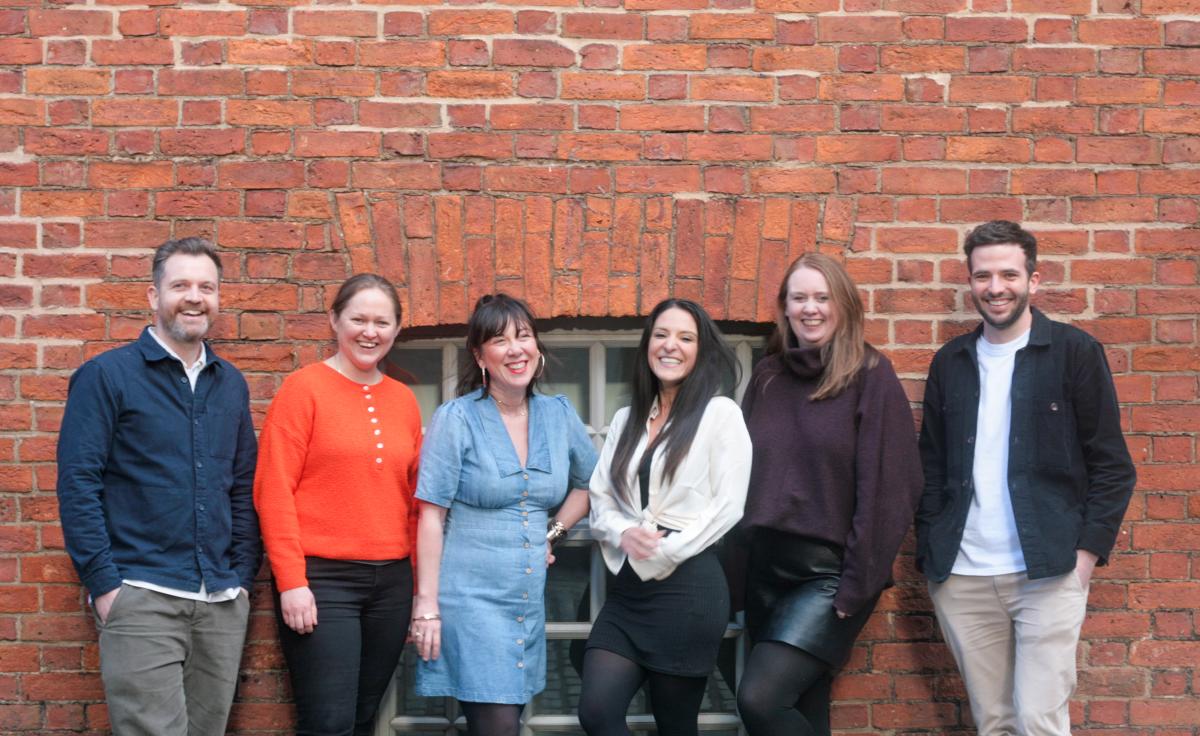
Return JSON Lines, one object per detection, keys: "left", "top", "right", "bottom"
{"left": 415, "top": 390, "right": 597, "bottom": 704}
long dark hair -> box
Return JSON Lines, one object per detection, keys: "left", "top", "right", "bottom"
{"left": 609, "top": 299, "right": 739, "bottom": 501}
{"left": 456, "top": 293, "right": 546, "bottom": 398}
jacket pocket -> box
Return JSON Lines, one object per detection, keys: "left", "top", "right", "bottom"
{"left": 1034, "top": 398, "right": 1072, "bottom": 470}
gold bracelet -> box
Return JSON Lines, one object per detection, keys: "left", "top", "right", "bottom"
{"left": 412, "top": 613, "right": 441, "bottom": 621}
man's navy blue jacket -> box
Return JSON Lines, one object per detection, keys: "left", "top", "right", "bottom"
{"left": 56, "top": 328, "right": 262, "bottom": 599}
{"left": 916, "top": 309, "right": 1137, "bottom": 583}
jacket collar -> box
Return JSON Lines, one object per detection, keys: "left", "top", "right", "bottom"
{"left": 135, "top": 326, "right": 226, "bottom": 371}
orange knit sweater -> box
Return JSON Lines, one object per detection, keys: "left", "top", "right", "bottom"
{"left": 254, "top": 362, "right": 422, "bottom": 592}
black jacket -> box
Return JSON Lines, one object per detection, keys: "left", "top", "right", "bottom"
{"left": 916, "top": 309, "right": 1136, "bottom": 583}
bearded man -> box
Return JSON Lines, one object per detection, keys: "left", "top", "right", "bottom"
{"left": 57, "top": 237, "right": 261, "bottom": 735}
{"left": 916, "top": 220, "right": 1136, "bottom": 736}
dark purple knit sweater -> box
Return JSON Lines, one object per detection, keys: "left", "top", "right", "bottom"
{"left": 740, "top": 347, "right": 923, "bottom": 616}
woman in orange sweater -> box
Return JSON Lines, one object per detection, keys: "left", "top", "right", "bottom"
{"left": 254, "top": 274, "right": 423, "bottom": 736}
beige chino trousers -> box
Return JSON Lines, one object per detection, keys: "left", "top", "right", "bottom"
{"left": 929, "top": 571, "right": 1088, "bottom": 736}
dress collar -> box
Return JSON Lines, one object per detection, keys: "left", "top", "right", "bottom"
{"left": 475, "top": 389, "right": 552, "bottom": 476}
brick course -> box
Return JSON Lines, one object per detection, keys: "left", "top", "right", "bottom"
{"left": 1, "top": 0, "right": 1198, "bottom": 733}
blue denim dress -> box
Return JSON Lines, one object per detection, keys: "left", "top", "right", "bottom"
{"left": 415, "top": 390, "right": 597, "bottom": 704}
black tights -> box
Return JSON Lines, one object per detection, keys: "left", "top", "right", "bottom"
{"left": 736, "top": 641, "right": 833, "bottom": 736}
{"left": 578, "top": 648, "right": 709, "bottom": 736}
{"left": 460, "top": 701, "right": 523, "bottom": 736}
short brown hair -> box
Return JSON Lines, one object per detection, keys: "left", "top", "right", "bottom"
{"left": 152, "top": 238, "right": 223, "bottom": 287}
{"left": 964, "top": 220, "right": 1037, "bottom": 274}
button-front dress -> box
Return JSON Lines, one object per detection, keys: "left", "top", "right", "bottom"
{"left": 415, "top": 390, "right": 597, "bottom": 704}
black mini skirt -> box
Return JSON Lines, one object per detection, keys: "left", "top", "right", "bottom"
{"left": 585, "top": 547, "right": 729, "bottom": 678}
{"left": 745, "top": 529, "right": 878, "bottom": 667}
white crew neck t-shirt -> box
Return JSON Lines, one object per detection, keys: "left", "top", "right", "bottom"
{"left": 952, "top": 329, "right": 1030, "bottom": 576}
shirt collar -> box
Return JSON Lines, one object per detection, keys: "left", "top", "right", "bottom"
{"left": 148, "top": 326, "right": 207, "bottom": 372}
{"left": 136, "top": 326, "right": 222, "bottom": 371}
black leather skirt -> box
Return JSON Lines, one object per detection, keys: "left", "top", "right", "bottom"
{"left": 745, "top": 529, "right": 878, "bottom": 667}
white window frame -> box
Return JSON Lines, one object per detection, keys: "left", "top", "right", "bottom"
{"left": 374, "top": 329, "right": 764, "bottom": 736}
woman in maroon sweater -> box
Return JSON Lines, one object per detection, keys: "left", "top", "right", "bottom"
{"left": 735, "top": 253, "right": 923, "bottom": 736}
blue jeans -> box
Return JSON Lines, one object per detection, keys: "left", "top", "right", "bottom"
{"left": 275, "top": 557, "right": 413, "bottom": 736}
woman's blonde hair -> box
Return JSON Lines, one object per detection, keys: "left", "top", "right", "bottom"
{"left": 767, "top": 253, "right": 877, "bottom": 400}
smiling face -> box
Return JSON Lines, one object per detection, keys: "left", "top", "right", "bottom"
{"left": 330, "top": 287, "right": 401, "bottom": 374}
{"left": 147, "top": 253, "right": 220, "bottom": 352}
{"left": 476, "top": 319, "right": 540, "bottom": 396}
{"left": 784, "top": 266, "right": 837, "bottom": 348}
{"left": 968, "top": 242, "right": 1040, "bottom": 341}
{"left": 647, "top": 307, "right": 699, "bottom": 390}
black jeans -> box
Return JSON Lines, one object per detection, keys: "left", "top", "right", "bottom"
{"left": 275, "top": 557, "right": 413, "bottom": 736}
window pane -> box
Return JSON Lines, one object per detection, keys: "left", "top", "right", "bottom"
{"left": 535, "top": 639, "right": 583, "bottom": 715}
{"left": 541, "top": 348, "right": 590, "bottom": 424}
{"left": 544, "top": 544, "right": 591, "bottom": 623}
{"left": 751, "top": 344, "right": 766, "bottom": 368}
{"left": 604, "top": 347, "right": 637, "bottom": 427}
{"left": 391, "top": 348, "right": 446, "bottom": 425}
{"left": 703, "top": 637, "right": 739, "bottom": 713}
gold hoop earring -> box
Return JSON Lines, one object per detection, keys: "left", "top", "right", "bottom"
{"left": 535, "top": 353, "right": 546, "bottom": 379}
{"left": 481, "top": 366, "right": 488, "bottom": 389}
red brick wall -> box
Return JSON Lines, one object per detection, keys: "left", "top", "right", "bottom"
{"left": 2, "top": 0, "right": 1198, "bottom": 732}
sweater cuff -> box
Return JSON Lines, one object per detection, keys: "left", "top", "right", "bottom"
{"left": 270, "top": 559, "right": 308, "bottom": 593}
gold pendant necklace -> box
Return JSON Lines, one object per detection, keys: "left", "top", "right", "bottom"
{"left": 492, "top": 393, "right": 528, "bottom": 417}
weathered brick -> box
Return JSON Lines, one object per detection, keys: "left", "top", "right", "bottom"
{"left": 160, "top": 9, "right": 246, "bottom": 37}
{"left": 26, "top": 68, "right": 110, "bottom": 95}
{"left": 428, "top": 10, "right": 513, "bottom": 36}
{"left": 562, "top": 73, "right": 645, "bottom": 100}
{"left": 2, "top": 4, "right": 1199, "bottom": 731}
{"left": 293, "top": 11, "right": 377, "bottom": 38}
{"left": 29, "top": 10, "right": 112, "bottom": 37}
{"left": 690, "top": 14, "right": 774, "bottom": 41}
{"left": 427, "top": 71, "right": 513, "bottom": 98}
{"left": 227, "top": 39, "right": 312, "bottom": 66}
{"left": 494, "top": 39, "right": 576, "bottom": 68}
{"left": 692, "top": 75, "right": 774, "bottom": 102}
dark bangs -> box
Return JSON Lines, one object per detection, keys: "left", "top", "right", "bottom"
{"left": 456, "top": 293, "right": 547, "bottom": 397}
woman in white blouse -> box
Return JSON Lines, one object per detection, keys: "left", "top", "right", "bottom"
{"left": 578, "top": 298, "right": 752, "bottom": 736}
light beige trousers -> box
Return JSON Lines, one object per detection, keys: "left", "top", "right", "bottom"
{"left": 929, "top": 571, "right": 1088, "bottom": 736}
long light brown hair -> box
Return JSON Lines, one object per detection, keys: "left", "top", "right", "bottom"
{"left": 767, "top": 253, "right": 877, "bottom": 400}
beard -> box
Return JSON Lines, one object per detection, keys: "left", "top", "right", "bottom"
{"left": 971, "top": 288, "right": 1030, "bottom": 332}
{"left": 159, "top": 307, "right": 212, "bottom": 344}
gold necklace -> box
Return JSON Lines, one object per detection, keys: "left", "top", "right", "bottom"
{"left": 491, "top": 393, "right": 528, "bottom": 417}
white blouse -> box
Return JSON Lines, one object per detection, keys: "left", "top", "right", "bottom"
{"left": 588, "top": 395, "right": 752, "bottom": 581}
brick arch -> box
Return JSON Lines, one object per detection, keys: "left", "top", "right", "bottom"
{"left": 333, "top": 191, "right": 840, "bottom": 326}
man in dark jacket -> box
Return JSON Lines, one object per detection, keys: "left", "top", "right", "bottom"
{"left": 56, "top": 237, "right": 261, "bottom": 735}
{"left": 917, "top": 220, "right": 1136, "bottom": 736}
